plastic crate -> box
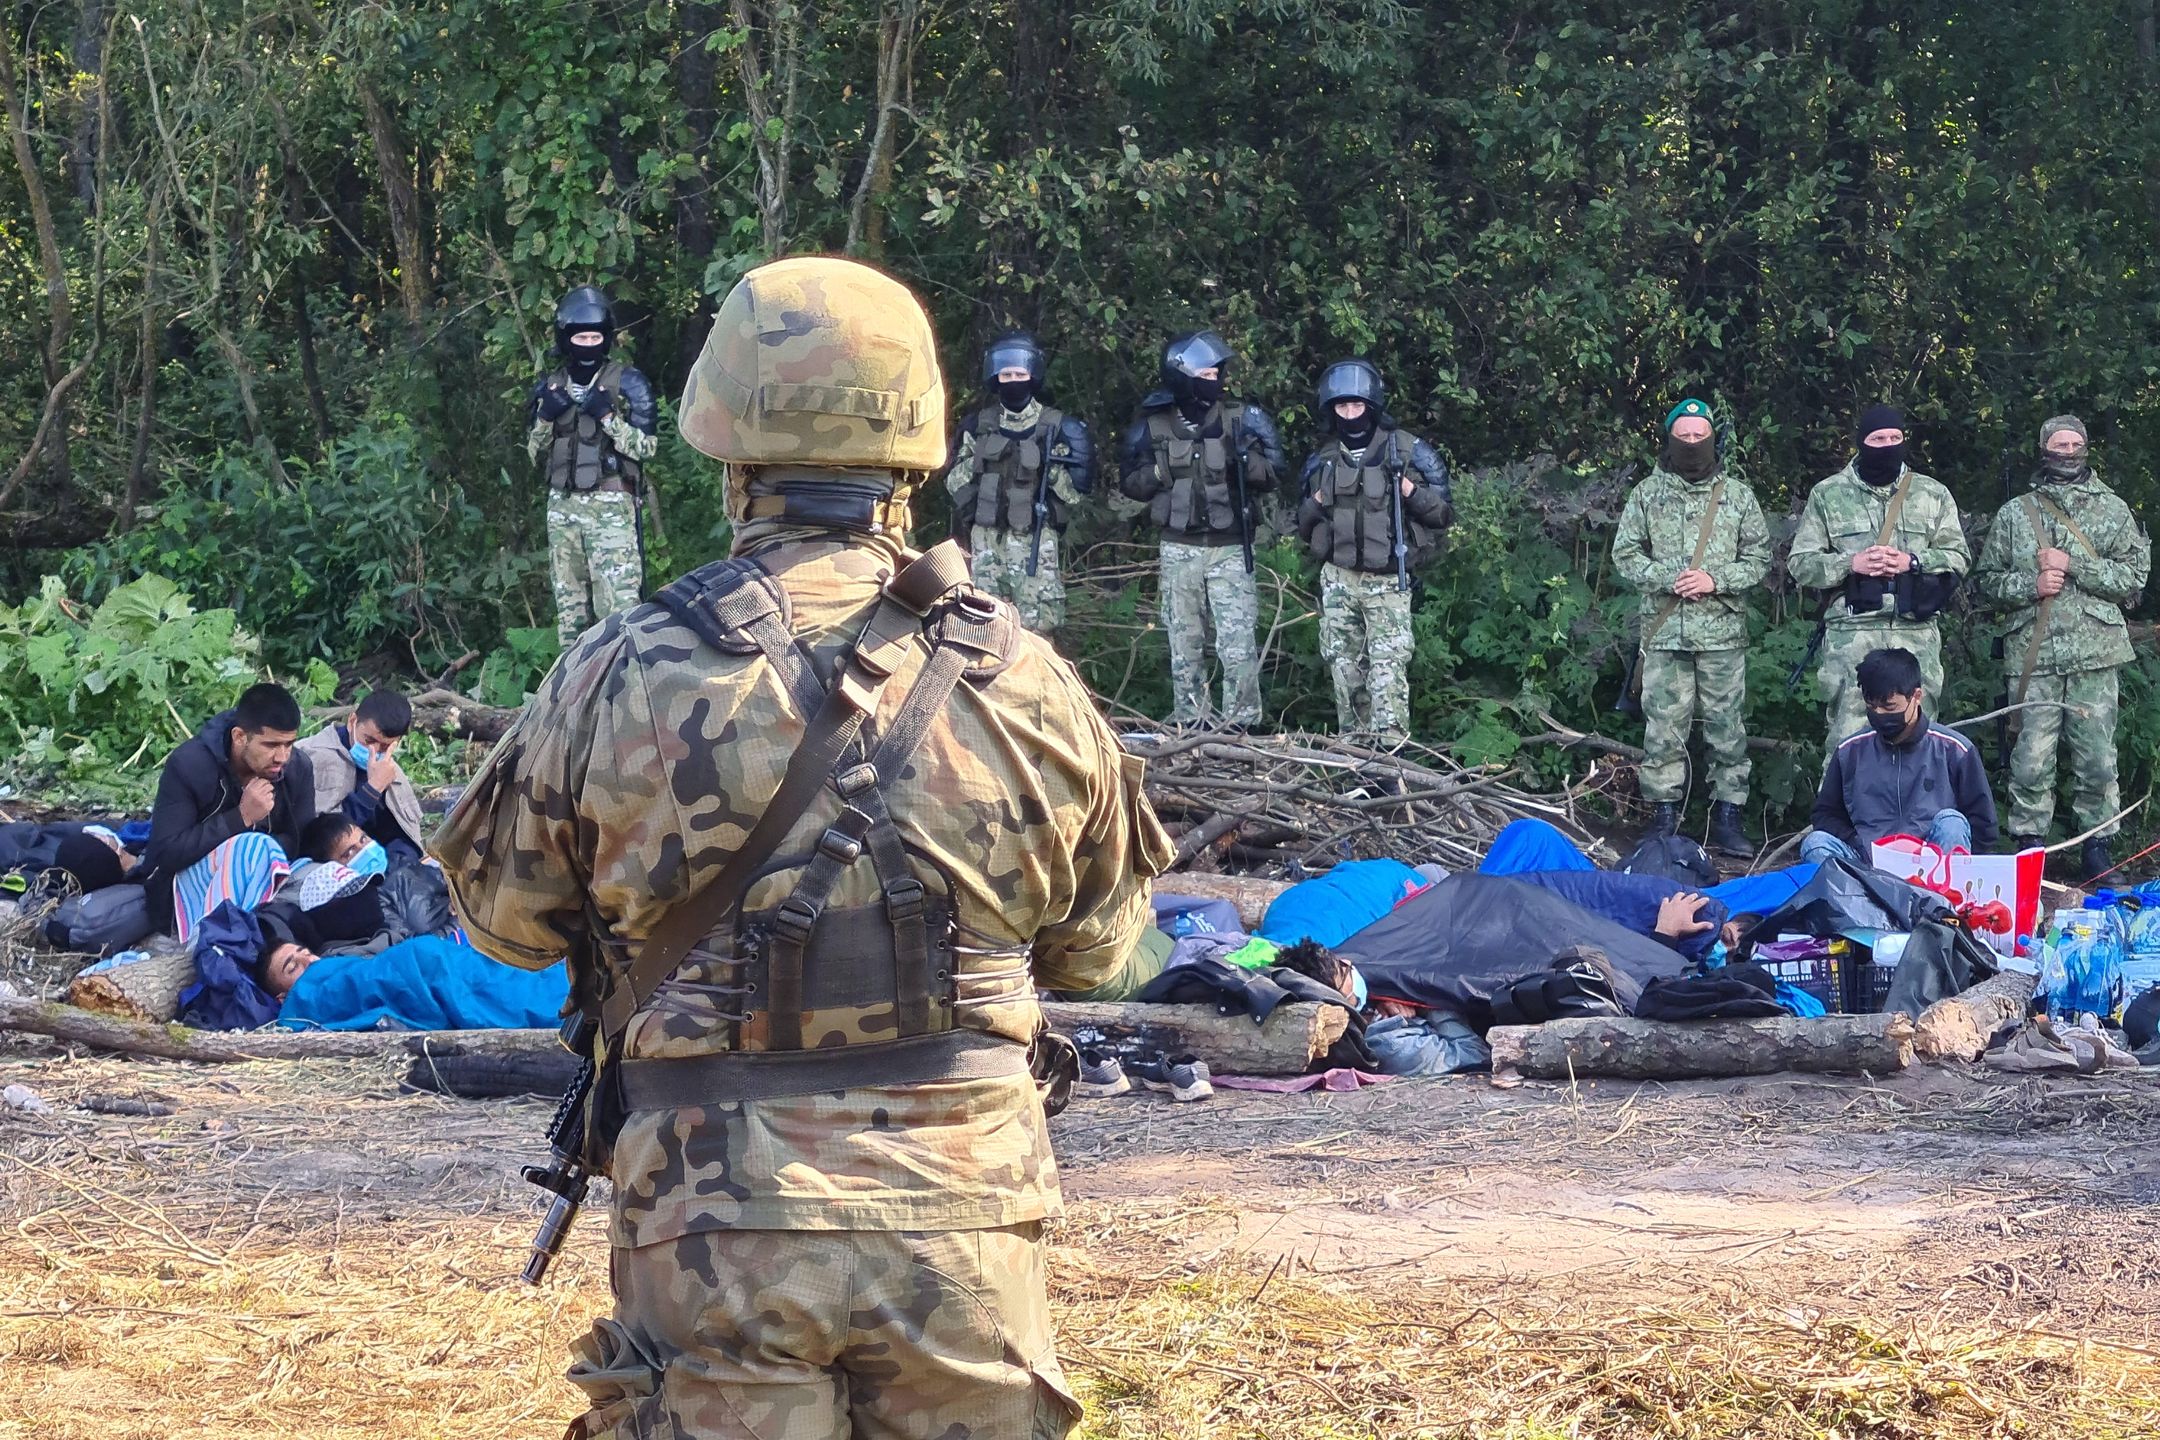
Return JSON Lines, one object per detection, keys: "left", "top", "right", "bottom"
{"left": 1845, "top": 962, "right": 1896, "bottom": 1015}
{"left": 1755, "top": 949, "right": 1846, "bottom": 1013}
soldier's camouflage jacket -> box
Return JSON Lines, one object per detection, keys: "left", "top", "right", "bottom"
{"left": 1786, "top": 462, "right": 1971, "bottom": 630}
{"left": 1975, "top": 468, "right": 2151, "bottom": 675}
{"left": 431, "top": 534, "right": 1171, "bottom": 1247}
{"left": 1611, "top": 464, "right": 1772, "bottom": 651}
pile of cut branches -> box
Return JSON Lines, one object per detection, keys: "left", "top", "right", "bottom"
{"left": 1128, "top": 727, "right": 1620, "bottom": 875}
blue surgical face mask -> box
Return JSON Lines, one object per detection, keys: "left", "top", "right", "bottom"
{"left": 348, "top": 839, "right": 389, "bottom": 877}
{"left": 349, "top": 741, "right": 373, "bottom": 770}
{"left": 1348, "top": 965, "right": 1368, "bottom": 1008}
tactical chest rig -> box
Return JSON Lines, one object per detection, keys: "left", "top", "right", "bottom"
{"left": 1309, "top": 431, "right": 1418, "bottom": 573}
{"left": 547, "top": 360, "right": 641, "bottom": 494}
{"left": 596, "top": 540, "right": 1029, "bottom": 1112}
{"left": 1146, "top": 405, "right": 1248, "bottom": 540}
{"left": 970, "top": 404, "right": 1067, "bottom": 533}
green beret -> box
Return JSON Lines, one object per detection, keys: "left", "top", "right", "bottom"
{"left": 1664, "top": 398, "right": 1712, "bottom": 432}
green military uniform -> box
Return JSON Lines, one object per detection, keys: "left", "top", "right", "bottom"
{"left": 1787, "top": 462, "right": 1970, "bottom": 743}
{"left": 440, "top": 258, "right": 1171, "bottom": 1440}
{"left": 528, "top": 337, "right": 661, "bottom": 647}
{"left": 943, "top": 398, "right": 1086, "bottom": 633}
{"left": 1611, "top": 463, "right": 1773, "bottom": 805}
{"left": 1976, "top": 467, "right": 2151, "bottom": 840}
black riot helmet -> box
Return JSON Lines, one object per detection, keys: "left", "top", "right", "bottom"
{"left": 1160, "top": 330, "right": 1234, "bottom": 407}
{"left": 553, "top": 286, "right": 614, "bottom": 383}
{"left": 982, "top": 332, "right": 1046, "bottom": 411}
{"left": 1316, "top": 359, "right": 1385, "bottom": 417}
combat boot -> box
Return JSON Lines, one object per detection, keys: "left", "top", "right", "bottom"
{"left": 1708, "top": 801, "right": 1751, "bottom": 858}
{"left": 2011, "top": 833, "right": 2043, "bottom": 854}
{"left": 2082, "top": 837, "right": 2113, "bottom": 886}
{"left": 1641, "top": 803, "right": 1679, "bottom": 842}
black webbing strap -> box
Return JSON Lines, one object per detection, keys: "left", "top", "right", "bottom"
{"left": 596, "top": 542, "right": 974, "bottom": 1051}
{"left": 617, "top": 1030, "right": 1030, "bottom": 1109}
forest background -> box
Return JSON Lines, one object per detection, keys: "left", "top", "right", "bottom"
{"left": 3, "top": 0, "right": 2160, "bottom": 843}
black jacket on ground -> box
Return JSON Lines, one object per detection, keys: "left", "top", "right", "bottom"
{"left": 1809, "top": 718, "right": 1998, "bottom": 850}
{"left": 140, "top": 710, "right": 317, "bottom": 925}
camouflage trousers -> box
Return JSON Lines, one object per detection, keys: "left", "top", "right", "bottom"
{"left": 1818, "top": 622, "right": 1942, "bottom": 746}
{"left": 2007, "top": 666, "right": 2122, "bottom": 838}
{"left": 1159, "top": 541, "right": 1260, "bottom": 726}
{"left": 564, "top": 1223, "right": 1081, "bottom": 1440}
{"left": 1639, "top": 647, "right": 1751, "bottom": 805}
{"left": 968, "top": 525, "right": 1065, "bottom": 633}
{"left": 1318, "top": 563, "right": 1413, "bottom": 742}
{"left": 548, "top": 489, "right": 644, "bottom": 647}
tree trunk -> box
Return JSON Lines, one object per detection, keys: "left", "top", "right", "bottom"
{"left": 675, "top": 0, "right": 724, "bottom": 379}
{"left": 121, "top": 186, "right": 161, "bottom": 531}
{"left": 1488, "top": 1012, "right": 1916, "bottom": 1081}
{"left": 845, "top": 0, "right": 916, "bottom": 259}
{"left": 1153, "top": 873, "right": 1292, "bottom": 930}
{"left": 1911, "top": 968, "right": 2039, "bottom": 1062}
{"left": 355, "top": 77, "right": 429, "bottom": 340}
{"left": 0, "top": 996, "right": 556, "bottom": 1062}
{"left": 66, "top": 1, "right": 107, "bottom": 207}
{"left": 731, "top": 0, "right": 803, "bottom": 253}
{"left": 406, "top": 687, "right": 522, "bottom": 743}
{"left": 66, "top": 949, "right": 196, "bottom": 1023}
{"left": 1040, "top": 1001, "right": 1347, "bottom": 1076}
{"left": 0, "top": 24, "right": 75, "bottom": 496}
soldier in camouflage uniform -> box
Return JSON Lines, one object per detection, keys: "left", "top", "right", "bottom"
{"left": 1787, "top": 404, "right": 1970, "bottom": 748}
{"left": 942, "top": 332, "right": 1095, "bottom": 633}
{"left": 1294, "top": 359, "right": 1452, "bottom": 743}
{"left": 1118, "top": 331, "right": 1284, "bottom": 728}
{"left": 436, "top": 257, "right": 1171, "bottom": 1440}
{"left": 1976, "top": 414, "right": 2151, "bottom": 880}
{"left": 1611, "top": 398, "right": 1772, "bottom": 854}
{"left": 528, "top": 286, "right": 659, "bottom": 647}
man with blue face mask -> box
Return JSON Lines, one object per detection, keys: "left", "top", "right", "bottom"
{"left": 295, "top": 690, "right": 425, "bottom": 869}
{"left": 1800, "top": 647, "right": 1999, "bottom": 865}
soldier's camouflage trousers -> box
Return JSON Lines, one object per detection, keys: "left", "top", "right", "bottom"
{"left": 1818, "top": 622, "right": 1942, "bottom": 746}
{"left": 549, "top": 489, "right": 644, "bottom": 647}
{"left": 1639, "top": 646, "right": 1750, "bottom": 805}
{"left": 968, "top": 524, "right": 1065, "bottom": 633}
{"left": 564, "top": 1223, "right": 1081, "bottom": 1440}
{"left": 2008, "top": 665, "right": 2122, "bottom": 838}
{"left": 1159, "top": 540, "right": 1260, "bottom": 726}
{"left": 1318, "top": 562, "right": 1413, "bottom": 742}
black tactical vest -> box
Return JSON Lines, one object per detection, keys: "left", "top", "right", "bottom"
{"left": 1307, "top": 431, "right": 1425, "bottom": 573}
{"left": 546, "top": 360, "right": 642, "bottom": 493}
{"left": 969, "top": 404, "right": 1066, "bottom": 533}
{"left": 1145, "top": 406, "right": 1242, "bottom": 540}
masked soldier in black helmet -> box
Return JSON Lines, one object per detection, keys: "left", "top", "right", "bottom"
{"left": 941, "top": 332, "right": 1095, "bottom": 632}
{"left": 527, "top": 285, "right": 660, "bottom": 647}
{"left": 1295, "top": 359, "right": 1453, "bottom": 742}
{"left": 1117, "top": 330, "right": 1284, "bottom": 727}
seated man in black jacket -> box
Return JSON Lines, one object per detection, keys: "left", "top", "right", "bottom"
{"left": 140, "top": 682, "right": 317, "bottom": 937}
{"left": 1801, "top": 647, "right": 1998, "bottom": 865}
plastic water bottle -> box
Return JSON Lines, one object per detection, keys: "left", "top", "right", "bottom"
{"left": 2039, "top": 913, "right": 2075, "bottom": 1019}
{"left": 2045, "top": 907, "right": 2126, "bottom": 1020}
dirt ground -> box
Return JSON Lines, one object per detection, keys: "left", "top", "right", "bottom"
{"left": 3, "top": 1034, "right": 2158, "bottom": 1439}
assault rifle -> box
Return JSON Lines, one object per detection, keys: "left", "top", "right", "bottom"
{"left": 1026, "top": 467, "right": 1051, "bottom": 577}
{"left": 520, "top": 1012, "right": 595, "bottom": 1285}
{"left": 1385, "top": 433, "right": 1410, "bottom": 593}
{"left": 1231, "top": 418, "right": 1259, "bottom": 575}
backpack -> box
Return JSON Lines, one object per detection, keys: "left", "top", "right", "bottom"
{"left": 1619, "top": 833, "right": 1718, "bottom": 889}
{"left": 42, "top": 883, "right": 153, "bottom": 957}
{"left": 1487, "top": 946, "right": 1627, "bottom": 1028}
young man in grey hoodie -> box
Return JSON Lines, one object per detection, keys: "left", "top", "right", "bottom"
{"left": 1800, "top": 647, "right": 1999, "bottom": 864}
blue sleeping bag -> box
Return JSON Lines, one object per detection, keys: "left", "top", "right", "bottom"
{"left": 1257, "top": 858, "right": 1424, "bottom": 948}
{"left": 280, "top": 935, "right": 568, "bottom": 1031}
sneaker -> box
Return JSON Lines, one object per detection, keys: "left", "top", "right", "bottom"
{"left": 1131, "top": 1053, "right": 1213, "bottom": 1102}
{"left": 1076, "top": 1050, "right": 1132, "bottom": 1099}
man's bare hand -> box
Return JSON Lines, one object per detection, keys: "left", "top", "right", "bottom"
{"left": 1654, "top": 891, "right": 1715, "bottom": 939}
{"left": 239, "top": 778, "right": 276, "bottom": 826}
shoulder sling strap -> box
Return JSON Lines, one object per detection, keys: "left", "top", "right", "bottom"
{"left": 1629, "top": 478, "right": 1726, "bottom": 692}
{"left": 2011, "top": 492, "right": 2104, "bottom": 712}
{"left": 597, "top": 541, "right": 976, "bottom": 1049}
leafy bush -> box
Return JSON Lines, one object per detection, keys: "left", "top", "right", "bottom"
{"left": 0, "top": 575, "right": 332, "bottom": 803}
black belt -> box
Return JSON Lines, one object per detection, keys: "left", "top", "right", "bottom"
{"left": 616, "top": 1030, "right": 1028, "bottom": 1109}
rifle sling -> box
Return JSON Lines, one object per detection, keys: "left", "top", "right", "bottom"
{"left": 1631, "top": 477, "right": 1726, "bottom": 691}
{"left": 596, "top": 542, "right": 974, "bottom": 1050}
{"left": 2012, "top": 492, "right": 2104, "bottom": 711}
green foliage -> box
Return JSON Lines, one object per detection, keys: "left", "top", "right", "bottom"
{"left": 474, "top": 627, "right": 563, "bottom": 709}
{"left": 0, "top": 575, "right": 300, "bottom": 803}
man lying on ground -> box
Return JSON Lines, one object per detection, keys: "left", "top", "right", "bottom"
{"left": 139, "top": 683, "right": 317, "bottom": 942}
{"left": 296, "top": 813, "right": 388, "bottom": 874}
{"left": 295, "top": 690, "right": 425, "bottom": 869}
{"left": 1801, "top": 647, "right": 1999, "bottom": 865}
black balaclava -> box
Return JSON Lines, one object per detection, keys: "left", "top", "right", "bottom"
{"left": 1663, "top": 435, "right": 1718, "bottom": 481}
{"left": 564, "top": 334, "right": 608, "bottom": 386}
{"left": 1188, "top": 374, "right": 1225, "bottom": 410}
{"left": 997, "top": 379, "right": 1035, "bottom": 413}
{"left": 1334, "top": 403, "right": 1378, "bottom": 450}
{"left": 1854, "top": 403, "right": 1905, "bottom": 487}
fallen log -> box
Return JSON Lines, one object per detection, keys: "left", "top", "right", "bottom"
{"left": 1152, "top": 873, "right": 1292, "bottom": 929}
{"left": 407, "top": 687, "right": 522, "bottom": 745}
{"left": 1488, "top": 1011, "right": 1915, "bottom": 1081}
{"left": 3, "top": 995, "right": 1338, "bottom": 1078}
{"left": 1911, "top": 967, "right": 2039, "bottom": 1063}
{"left": 65, "top": 949, "right": 195, "bottom": 1023}
{"left": 1040, "top": 1000, "right": 1343, "bottom": 1075}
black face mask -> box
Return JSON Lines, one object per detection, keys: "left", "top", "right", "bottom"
{"left": 566, "top": 341, "right": 608, "bottom": 384}
{"left": 1663, "top": 436, "right": 1717, "bottom": 481}
{"left": 2041, "top": 453, "right": 2087, "bottom": 483}
{"left": 1188, "top": 375, "right": 1225, "bottom": 408}
{"left": 1335, "top": 410, "right": 1377, "bottom": 448}
{"left": 1868, "top": 703, "right": 1919, "bottom": 742}
{"left": 1855, "top": 442, "right": 1905, "bottom": 486}
{"left": 996, "top": 380, "right": 1036, "bottom": 413}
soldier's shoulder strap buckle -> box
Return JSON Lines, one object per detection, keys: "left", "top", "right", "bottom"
{"left": 653, "top": 557, "right": 790, "bottom": 657}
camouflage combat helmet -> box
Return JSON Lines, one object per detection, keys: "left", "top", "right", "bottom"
{"left": 679, "top": 256, "right": 947, "bottom": 471}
